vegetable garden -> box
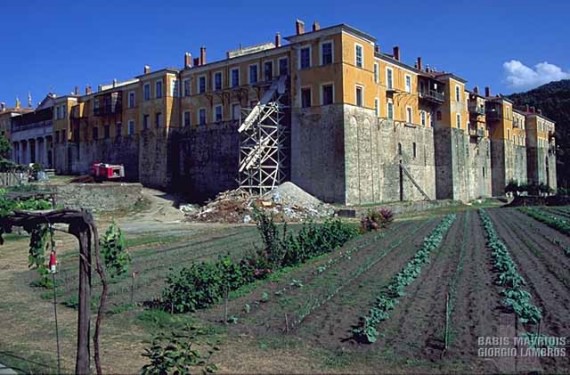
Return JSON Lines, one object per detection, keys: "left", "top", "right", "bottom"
{"left": 1, "top": 204, "right": 569, "bottom": 374}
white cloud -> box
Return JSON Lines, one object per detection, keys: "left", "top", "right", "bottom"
{"left": 503, "top": 60, "right": 570, "bottom": 90}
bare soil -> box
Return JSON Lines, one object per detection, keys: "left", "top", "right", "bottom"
{"left": 488, "top": 208, "right": 570, "bottom": 373}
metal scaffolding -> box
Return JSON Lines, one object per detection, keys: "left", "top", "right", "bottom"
{"left": 238, "top": 75, "right": 288, "bottom": 194}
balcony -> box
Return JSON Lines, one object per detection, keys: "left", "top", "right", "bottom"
{"left": 485, "top": 109, "right": 501, "bottom": 121}
{"left": 94, "top": 103, "right": 122, "bottom": 117}
{"left": 468, "top": 105, "right": 486, "bottom": 116}
{"left": 469, "top": 127, "right": 485, "bottom": 139}
{"left": 418, "top": 89, "right": 444, "bottom": 104}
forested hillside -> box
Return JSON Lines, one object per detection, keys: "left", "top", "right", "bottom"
{"left": 508, "top": 79, "right": 570, "bottom": 187}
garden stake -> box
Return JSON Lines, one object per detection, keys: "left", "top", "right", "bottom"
{"left": 285, "top": 313, "right": 289, "bottom": 333}
{"left": 52, "top": 270, "right": 62, "bottom": 374}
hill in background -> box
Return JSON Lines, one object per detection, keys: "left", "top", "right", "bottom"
{"left": 508, "top": 79, "right": 570, "bottom": 188}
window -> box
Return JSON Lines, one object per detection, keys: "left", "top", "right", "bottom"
{"left": 406, "top": 107, "right": 412, "bottom": 123}
{"left": 128, "top": 120, "right": 135, "bottom": 135}
{"left": 322, "top": 84, "right": 333, "bottom": 105}
{"left": 55, "top": 131, "right": 60, "bottom": 143}
{"left": 355, "top": 44, "right": 363, "bottom": 68}
{"left": 300, "top": 47, "right": 311, "bottom": 69}
{"left": 436, "top": 111, "right": 442, "bottom": 121}
{"left": 214, "top": 72, "right": 222, "bottom": 91}
{"left": 420, "top": 111, "right": 426, "bottom": 126}
{"left": 214, "top": 105, "right": 223, "bottom": 122}
{"left": 264, "top": 61, "right": 273, "bottom": 81}
{"left": 301, "top": 88, "right": 311, "bottom": 108}
{"left": 456, "top": 113, "right": 461, "bottom": 128}
{"left": 198, "top": 76, "right": 206, "bottom": 94}
{"left": 143, "top": 114, "right": 149, "bottom": 130}
{"left": 62, "top": 130, "right": 66, "bottom": 142}
{"left": 232, "top": 103, "right": 241, "bottom": 121}
{"left": 455, "top": 85, "right": 460, "bottom": 102}
{"left": 92, "top": 127, "right": 98, "bottom": 140}
{"left": 171, "top": 79, "right": 179, "bottom": 97}
{"left": 279, "top": 58, "right": 288, "bottom": 75}
{"left": 183, "top": 111, "right": 191, "bottom": 127}
{"left": 373, "top": 63, "right": 379, "bottom": 83}
{"left": 199, "top": 108, "right": 206, "bottom": 125}
{"left": 62, "top": 105, "right": 67, "bottom": 118}
{"left": 183, "top": 79, "right": 191, "bottom": 96}
{"left": 405, "top": 75, "right": 411, "bottom": 93}
{"left": 413, "top": 142, "right": 417, "bottom": 158}
{"left": 231, "top": 68, "right": 240, "bottom": 88}
{"left": 128, "top": 91, "right": 135, "bottom": 108}
{"left": 249, "top": 64, "right": 258, "bottom": 84}
{"left": 144, "top": 84, "right": 150, "bottom": 101}
{"left": 321, "top": 42, "right": 333, "bottom": 65}
{"left": 155, "top": 112, "right": 162, "bottom": 128}
{"left": 116, "top": 122, "right": 122, "bottom": 137}
{"left": 155, "top": 80, "right": 163, "bottom": 99}
{"left": 355, "top": 86, "right": 363, "bottom": 107}
{"left": 374, "top": 98, "right": 379, "bottom": 117}
{"left": 387, "top": 100, "right": 394, "bottom": 119}
{"left": 386, "top": 68, "right": 393, "bottom": 89}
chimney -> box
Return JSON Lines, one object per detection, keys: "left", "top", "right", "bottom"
{"left": 275, "top": 32, "right": 281, "bottom": 48}
{"left": 0, "top": 102, "right": 5, "bottom": 112}
{"left": 538, "top": 109, "right": 542, "bottom": 115}
{"left": 525, "top": 104, "right": 530, "bottom": 112}
{"left": 144, "top": 65, "right": 151, "bottom": 74}
{"left": 97, "top": 85, "right": 103, "bottom": 92}
{"left": 86, "top": 85, "right": 92, "bottom": 95}
{"left": 530, "top": 106, "right": 535, "bottom": 113}
{"left": 295, "top": 19, "right": 305, "bottom": 35}
{"left": 184, "top": 52, "right": 192, "bottom": 68}
{"left": 374, "top": 44, "right": 380, "bottom": 54}
{"left": 484, "top": 86, "right": 491, "bottom": 97}
{"left": 473, "top": 86, "right": 479, "bottom": 94}
{"left": 416, "top": 57, "right": 422, "bottom": 71}
{"left": 393, "top": 46, "right": 400, "bottom": 61}
{"left": 200, "top": 46, "right": 206, "bottom": 65}
{"left": 312, "top": 21, "right": 320, "bottom": 31}
{"left": 193, "top": 57, "right": 200, "bottom": 67}
{"left": 112, "top": 79, "right": 117, "bottom": 88}
{"left": 74, "top": 86, "right": 79, "bottom": 95}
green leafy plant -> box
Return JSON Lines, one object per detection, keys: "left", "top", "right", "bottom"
{"left": 100, "top": 221, "right": 131, "bottom": 278}
{"left": 141, "top": 325, "right": 218, "bottom": 375}
{"left": 479, "top": 209, "right": 542, "bottom": 325}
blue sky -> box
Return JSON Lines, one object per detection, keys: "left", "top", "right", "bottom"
{"left": 1, "top": 0, "right": 569, "bottom": 107}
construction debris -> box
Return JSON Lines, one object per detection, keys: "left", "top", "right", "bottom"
{"left": 70, "top": 175, "right": 96, "bottom": 184}
{"left": 185, "top": 182, "right": 334, "bottom": 223}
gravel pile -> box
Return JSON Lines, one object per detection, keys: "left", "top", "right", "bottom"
{"left": 185, "top": 182, "right": 334, "bottom": 223}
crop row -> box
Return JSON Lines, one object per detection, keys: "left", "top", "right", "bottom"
{"left": 288, "top": 220, "right": 434, "bottom": 328}
{"left": 518, "top": 207, "right": 570, "bottom": 238}
{"left": 479, "top": 209, "right": 542, "bottom": 325}
{"left": 352, "top": 214, "right": 457, "bottom": 344}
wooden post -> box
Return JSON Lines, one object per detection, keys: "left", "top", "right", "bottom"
{"left": 73, "top": 222, "right": 92, "bottom": 375}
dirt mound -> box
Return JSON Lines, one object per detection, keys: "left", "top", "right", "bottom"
{"left": 186, "top": 183, "right": 334, "bottom": 223}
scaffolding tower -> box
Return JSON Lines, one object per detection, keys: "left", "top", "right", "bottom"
{"left": 238, "top": 75, "right": 288, "bottom": 195}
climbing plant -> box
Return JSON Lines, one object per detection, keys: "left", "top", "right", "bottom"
{"left": 100, "top": 221, "right": 130, "bottom": 278}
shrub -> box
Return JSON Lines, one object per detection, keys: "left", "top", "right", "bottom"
{"left": 360, "top": 208, "right": 394, "bottom": 232}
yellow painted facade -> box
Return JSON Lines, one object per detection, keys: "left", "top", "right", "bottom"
{"left": 487, "top": 98, "right": 513, "bottom": 140}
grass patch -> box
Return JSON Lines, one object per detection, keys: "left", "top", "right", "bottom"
{"left": 0, "top": 348, "right": 58, "bottom": 374}
{"left": 108, "top": 303, "right": 137, "bottom": 315}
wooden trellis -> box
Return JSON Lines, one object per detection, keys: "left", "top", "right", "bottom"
{"left": 0, "top": 209, "right": 99, "bottom": 374}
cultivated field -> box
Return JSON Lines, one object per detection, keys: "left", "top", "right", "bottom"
{"left": 0, "top": 204, "right": 568, "bottom": 374}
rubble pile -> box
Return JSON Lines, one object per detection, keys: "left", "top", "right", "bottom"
{"left": 185, "top": 182, "right": 334, "bottom": 223}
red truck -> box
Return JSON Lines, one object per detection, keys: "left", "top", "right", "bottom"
{"left": 91, "top": 162, "right": 125, "bottom": 181}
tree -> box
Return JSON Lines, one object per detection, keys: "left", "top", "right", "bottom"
{"left": 0, "top": 134, "right": 11, "bottom": 160}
